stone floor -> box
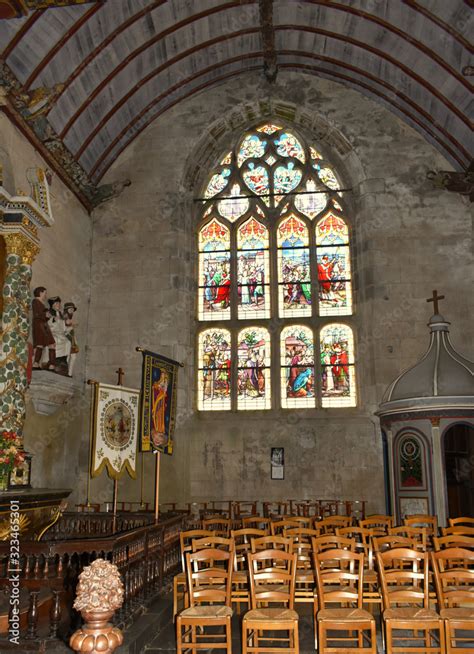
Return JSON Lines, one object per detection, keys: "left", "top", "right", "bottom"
{"left": 142, "top": 596, "right": 385, "bottom": 653}
{"left": 123, "top": 593, "right": 472, "bottom": 653}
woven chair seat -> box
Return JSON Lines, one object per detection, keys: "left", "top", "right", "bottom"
{"left": 180, "top": 605, "right": 233, "bottom": 618}
{"left": 244, "top": 607, "right": 298, "bottom": 622}
{"left": 318, "top": 607, "right": 374, "bottom": 622}
{"left": 440, "top": 608, "right": 474, "bottom": 620}
{"left": 384, "top": 607, "right": 440, "bottom": 621}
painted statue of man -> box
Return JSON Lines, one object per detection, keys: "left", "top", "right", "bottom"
{"left": 32, "top": 286, "right": 56, "bottom": 370}
{"left": 63, "top": 302, "right": 78, "bottom": 377}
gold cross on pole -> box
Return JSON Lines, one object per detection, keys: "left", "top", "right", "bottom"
{"left": 426, "top": 290, "right": 445, "bottom": 314}
{"left": 115, "top": 367, "right": 125, "bottom": 386}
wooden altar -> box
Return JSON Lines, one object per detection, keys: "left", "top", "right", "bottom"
{"left": 0, "top": 487, "right": 71, "bottom": 541}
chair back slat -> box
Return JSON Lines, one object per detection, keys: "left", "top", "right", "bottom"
{"left": 431, "top": 548, "right": 474, "bottom": 609}
{"left": 376, "top": 547, "right": 430, "bottom": 610}
{"left": 313, "top": 548, "right": 364, "bottom": 609}
{"left": 179, "top": 529, "right": 215, "bottom": 572}
{"left": 185, "top": 547, "right": 233, "bottom": 607}
{"left": 247, "top": 549, "right": 297, "bottom": 609}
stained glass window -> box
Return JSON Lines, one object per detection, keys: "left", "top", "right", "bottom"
{"left": 197, "top": 122, "right": 356, "bottom": 410}
{"left": 316, "top": 211, "right": 352, "bottom": 316}
{"left": 237, "top": 218, "right": 270, "bottom": 319}
{"left": 280, "top": 326, "right": 315, "bottom": 408}
{"left": 277, "top": 215, "right": 311, "bottom": 318}
{"left": 320, "top": 324, "right": 356, "bottom": 407}
{"left": 198, "top": 219, "right": 231, "bottom": 321}
{"left": 237, "top": 327, "right": 271, "bottom": 410}
{"left": 198, "top": 329, "right": 232, "bottom": 410}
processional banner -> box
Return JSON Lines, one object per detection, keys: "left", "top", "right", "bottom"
{"left": 139, "top": 350, "right": 179, "bottom": 454}
{"left": 91, "top": 383, "right": 140, "bottom": 479}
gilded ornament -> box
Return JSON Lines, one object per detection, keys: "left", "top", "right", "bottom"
{"left": 3, "top": 233, "right": 39, "bottom": 264}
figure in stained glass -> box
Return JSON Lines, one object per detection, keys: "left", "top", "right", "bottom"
{"left": 274, "top": 162, "right": 302, "bottom": 196}
{"left": 278, "top": 216, "right": 311, "bottom": 316}
{"left": 237, "top": 328, "right": 270, "bottom": 409}
{"left": 237, "top": 134, "right": 267, "bottom": 167}
{"left": 243, "top": 163, "right": 269, "bottom": 197}
{"left": 199, "top": 220, "right": 231, "bottom": 320}
{"left": 320, "top": 324, "right": 356, "bottom": 406}
{"left": 237, "top": 218, "right": 269, "bottom": 318}
{"left": 281, "top": 326, "right": 315, "bottom": 407}
{"left": 198, "top": 329, "right": 231, "bottom": 410}
{"left": 316, "top": 213, "right": 352, "bottom": 315}
{"left": 204, "top": 168, "right": 231, "bottom": 198}
{"left": 274, "top": 132, "right": 305, "bottom": 163}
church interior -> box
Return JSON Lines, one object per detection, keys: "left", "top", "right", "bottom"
{"left": 0, "top": 1, "right": 473, "bottom": 652}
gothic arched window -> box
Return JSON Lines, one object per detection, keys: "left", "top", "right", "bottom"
{"left": 197, "top": 123, "right": 356, "bottom": 410}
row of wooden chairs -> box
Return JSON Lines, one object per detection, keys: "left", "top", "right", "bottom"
{"left": 198, "top": 513, "right": 474, "bottom": 542}
{"left": 173, "top": 524, "right": 474, "bottom": 615}
{"left": 175, "top": 533, "right": 474, "bottom": 653}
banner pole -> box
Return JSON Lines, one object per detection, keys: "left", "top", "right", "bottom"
{"left": 154, "top": 452, "right": 161, "bottom": 523}
{"left": 139, "top": 452, "right": 145, "bottom": 509}
{"left": 85, "top": 380, "right": 97, "bottom": 507}
{"left": 112, "top": 367, "right": 125, "bottom": 532}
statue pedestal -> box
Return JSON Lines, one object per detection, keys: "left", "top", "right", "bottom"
{"left": 0, "top": 487, "right": 71, "bottom": 540}
{"left": 27, "top": 370, "right": 79, "bottom": 415}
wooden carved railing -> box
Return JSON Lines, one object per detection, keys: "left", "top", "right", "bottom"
{"left": 0, "top": 512, "right": 189, "bottom": 648}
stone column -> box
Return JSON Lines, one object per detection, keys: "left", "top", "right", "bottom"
{"left": 0, "top": 232, "right": 39, "bottom": 436}
{"left": 430, "top": 417, "right": 447, "bottom": 527}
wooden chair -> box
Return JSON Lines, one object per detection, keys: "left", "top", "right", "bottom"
{"left": 316, "top": 516, "right": 353, "bottom": 534}
{"left": 271, "top": 518, "right": 303, "bottom": 536}
{"left": 372, "top": 534, "right": 418, "bottom": 553}
{"left": 233, "top": 501, "right": 258, "bottom": 518}
{"left": 176, "top": 547, "right": 233, "bottom": 654}
{"left": 376, "top": 547, "right": 445, "bottom": 654}
{"left": 431, "top": 547, "right": 474, "bottom": 654}
{"left": 404, "top": 514, "right": 438, "bottom": 540}
{"left": 202, "top": 517, "right": 232, "bottom": 536}
{"left": 251, "top": 535, "right": 293, "bottom": 553}
{"left": 242, "top": 549, "right": 299, "bottom": 654}
{"left": 191, "top": 535, "right": 233, "bottom": 553}
{"left": 231, "top": 528, "right": 266, "bottom": 610}
{"left": 389, "top": 525, "right": 428, "bottom": 551}
{"left": 173, "top": 529, "right": 215, "bottom": 620}
{"left": 433, "top": 534, "right": 474, "bottom": 551}
{"left": 442, "top": 526, "right": 474, "bottom": 537}
{"left": 312, "top": 534, "right": 356, "bottom": 555}
{"left": 448, "top": 517, "right": 474, "bottom": 529}
{"left": 284, "top": 528, "right": 320, "bottom": 607}
{"left": 313, "top": 548, "right": 376, "bottom": 653}
{"left": 241, "top": 516, "right": 271, "bottom": 532}
{"left": 360, "top": 515, "right": 394, "bottom": 535}
{"left": 263, "top": 501, "right": 288, "bottom": 518}
{"left": 338, "top": 527, "right": 380, "bottom": 614}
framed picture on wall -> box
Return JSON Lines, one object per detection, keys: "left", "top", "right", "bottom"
{"left": 271, "top": 447, "right": 284, "bottom": 480}
{"left": 8, "top": 453, "right": 32, "bottom": 488}
{"left": 399, "top": 496, "right": 429, "bottom": 520}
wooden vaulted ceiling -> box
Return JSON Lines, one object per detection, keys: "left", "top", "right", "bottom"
{"left": 0, "top": 0, "right": 472, "bottom": 194}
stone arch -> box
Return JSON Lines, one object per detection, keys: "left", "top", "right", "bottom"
{"left": 182, "top": 98, "right": 366, "bottom": 210}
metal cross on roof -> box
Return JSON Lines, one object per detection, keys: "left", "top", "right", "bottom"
{"left": 426, "top": 289, "right": 445, "bottom": 314}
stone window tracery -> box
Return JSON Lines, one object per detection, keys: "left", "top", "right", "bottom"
{"left": 197, "top": 123, "right": 356, "bottom": 410}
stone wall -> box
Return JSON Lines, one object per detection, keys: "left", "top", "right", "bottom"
{"left": 84, "top": 73, "right": 471, "bottom": 512}
{"left": 0, "top": 114, "right": 92, "bottom": 501}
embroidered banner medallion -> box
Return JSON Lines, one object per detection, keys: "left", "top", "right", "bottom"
{"left": 91, "top": 383, "right": 140, "bottom": 479}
